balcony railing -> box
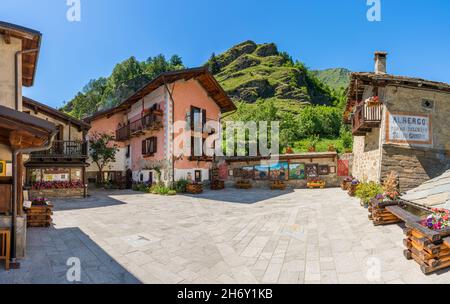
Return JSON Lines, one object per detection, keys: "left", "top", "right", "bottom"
{"left": 31, "top": 140, "right": 88, "bottom": 159}
{"left": 352, "top": 103, "right": 383, "bottom": 135}
{"left": 115, "top": 113, "right": 162, "bottom": 141}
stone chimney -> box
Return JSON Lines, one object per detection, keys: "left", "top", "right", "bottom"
{"left": 374, "top": 51, "right": 388, "bottom": 74}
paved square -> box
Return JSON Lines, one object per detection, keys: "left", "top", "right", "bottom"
{"left": 1, "top": 188, "right": 449, "bottom": 284}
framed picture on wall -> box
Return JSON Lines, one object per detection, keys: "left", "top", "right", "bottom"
{"left": 318, "top": 165, "right": 330, "bottom": 176}
{"left": 269, "top": 162, "right": 289, "bottom": 181}
{"left": 254, "top": 165, "right": 269, "bottom": 180}
{"left": 305, "top": 164, "right": 318, "bottom": 178}
{"left": 289, "top": 163, "right": 306, "bottom": 180}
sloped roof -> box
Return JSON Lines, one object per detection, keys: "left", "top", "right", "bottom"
{"left": 402, "top": 170, "right": 450, "bottom": 210}
{"left": 85, "top": 67, "right": 236, "bottom": 122}
{"left": 0, "top": 21, "right": 42, "bottom": 87}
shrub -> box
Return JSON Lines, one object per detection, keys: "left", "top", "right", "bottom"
{"left": 167, "top": 190, "right": 177, "bottom": 196}
{"left": 355, "top": 182, "right": 383, "bottom": 207}
{"left": 174, "top": 179, "right": 189, "bottom": 193}
{"left": 133, "top": 182, "right": 149, "bottom": 192}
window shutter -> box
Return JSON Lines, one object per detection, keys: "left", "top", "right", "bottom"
{"left": 202, "top": 109, "right": 207, "bottom": 132}
{"left": 191, "top": 136, "right": 195, "bottom": 157}
{"left": 153, "top": 137, "right": 157, "bottom": 154}
{"left": 142, "top": 140, "right": 147, "bottom": 155}
{"left": 190, "top": 106, "right": 195, "bottom": 131}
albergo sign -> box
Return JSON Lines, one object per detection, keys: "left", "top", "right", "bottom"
{"left": 386, "top": 112, "right": 432, "bottom": 145}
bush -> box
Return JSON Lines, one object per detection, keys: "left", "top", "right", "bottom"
{"left": 149, "top": 184, "right": 172, "bottom": 195}
{"left": 167, "top": 190, "right": 177, "bottom": 196}
{"left": 355, "top": 182, "right": 383, "bottom": 207}
{"left": 133, "top": 182, "right": 149, "bottom": 192}
{"left": 174, "top": 179, "right": 189, "bottom": 193}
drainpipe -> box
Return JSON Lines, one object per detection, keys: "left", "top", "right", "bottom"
{"left": 163, "top": 77, "right": 176, "bottom": 184}
{"left": 10, "top": 133, "right": 56, "bottom": 268}
{"left": 15, "top": 49, "right": 39, "bottom": 110}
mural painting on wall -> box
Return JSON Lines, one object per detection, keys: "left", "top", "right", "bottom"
{"left": 386, "top": 112, "right": 432, "bottom": 145}
{"left": 289, "top": 163, "right": 306, "bottom": 180}
{"left": 318, "top": 165, "right": 330, "bottom": 176}
{"left": 305, "top": 164, "right": 319, "bottom": 178}
{"left": 254, "top": 165, "right": 270, "bottom": 180}
{"left": 269, "top": 162, "right": 288, "bottom": 181}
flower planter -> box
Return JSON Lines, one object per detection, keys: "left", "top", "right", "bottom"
{"left": 403, "top": 222, "right": 450, "bottom": 274}
{"left": 307, "top": 181, "right": 326, "bottom": 189}
{"left": 210, "top": 180, "right": 225, "bottom": 191}
{"left": 25, "top": 201, "right": 54, "bottom": 228}
{"left": 341, "top": 180, "right": 351, "bottom": 191}
{"left": 348, "top": 184, "right": 358, "bottom": 196}
{"left": 186, "top": 184, "right": 203, "bottom": 194}
{"left": 235, "top": 180, "right": 252, "bottom": 190}
{"left": 271, "top": 181, "right": 286, "bottom": 190}
{"left": 369, "top": 199, "right": 401, "bottom": 226}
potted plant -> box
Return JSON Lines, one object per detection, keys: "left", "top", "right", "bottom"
{"left": 348, "top": 179, "right": 360, "bottom": 197}
{"left": 307, "top": 177, "right": 326, "bottom": 189}
{"left": 186, "top": 182, "right": 203, "bottom": 194}
{"left": 26, "top": 197, "right": 53, "bottom": 228}
{"left": 355, "top": 181, "right": 383, "bottom": 208}
{"left": 421, "top": 209, "right": 449, "bottom": 231}
{"left": 341, "top": 176, "right": 353, "bottom": 190}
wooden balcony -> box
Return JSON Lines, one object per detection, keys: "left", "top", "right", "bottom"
{"left": 30, "top": 140, "right": 88, "bottom": 159}
{"left": 352, "top": 103, "right": 383, "bottom": 136}
{"left": 115, "top": 113, "right": 163, "bottom": 141}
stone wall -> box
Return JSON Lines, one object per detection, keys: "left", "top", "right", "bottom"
{"left": 29, "top": 188, "right": 86, "bottom": 199}
{"left": 352, "top": 128, "right": 382, "bottom": 182}
{"left": 381, "top": 145, "right": 450, "bottom": 192}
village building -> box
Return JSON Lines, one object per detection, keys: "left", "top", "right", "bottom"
{"left": 0, "top": 22, "right": 57, "bottom": 263}
{"left": 85, "top": 67, "right": 236, "bottom": 186}
{"left": 22, "top": 97, "right": 91, "bottom": 198}
{"left": 345, "top": 52, "right": 450, "bottom": 192}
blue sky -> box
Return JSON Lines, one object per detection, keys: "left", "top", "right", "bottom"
{"left": 2, "top": 0, "right": 450, "bottom": 108}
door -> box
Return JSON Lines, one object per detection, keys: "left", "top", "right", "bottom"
{"left": 126, "top": 169, "right": 133, "bottom": 189}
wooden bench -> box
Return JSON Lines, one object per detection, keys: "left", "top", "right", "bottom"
{"left": 0, "top": 229, "right": 10, "bottom": 271}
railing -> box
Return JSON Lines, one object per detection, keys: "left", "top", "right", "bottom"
{"left": 115, "top": 113, "right": 162, "bottom": 141}
{"left": 352, "top": 103, "right": 383, "bottom": 135}
{"left": 31, "top": 140, "right": 88, "bottom": 159}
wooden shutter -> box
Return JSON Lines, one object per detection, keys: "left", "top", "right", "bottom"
{"left": 142, "top": 140, "right": 147, "bottom": 155}
{"left": 152, "top": 137, "right": 158, "bottom": 154}
{"left": 190, "top": 106, "right": 195, "bottom": 131}
{"left": 202, "top": 109, "right": 207, "bottom": 132}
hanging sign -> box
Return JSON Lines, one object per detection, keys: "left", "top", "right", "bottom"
{"left": 386, "top": 112, "right": 432, "bottom": 145}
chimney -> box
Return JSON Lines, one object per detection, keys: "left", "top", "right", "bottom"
{"left": 374, "top": 51, "right": 388, "bottom": 74}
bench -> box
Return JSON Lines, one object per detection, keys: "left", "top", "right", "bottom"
{"left": 0, "top": 229, "right": 10, "bottom": 271}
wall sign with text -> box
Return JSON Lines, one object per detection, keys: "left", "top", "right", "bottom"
{"left": 386, "top": 112, "right": 432, "bottom": 145}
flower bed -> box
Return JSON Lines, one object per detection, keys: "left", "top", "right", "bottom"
{"left": 32, "top": 181, "right": 84, "bottom": 190}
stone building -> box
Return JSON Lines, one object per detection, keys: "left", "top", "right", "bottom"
{"left": 345, "top": 52, "right": 450, "bottom": 192}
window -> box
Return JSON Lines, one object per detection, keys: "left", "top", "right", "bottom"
{"left": 190, "top": 107, "right": 207, "bottom": 132}
{"left": 422, "top": 99, "right": 434, "bottom": 110}
{"left": 142, "top": 137, "right": 157, "bottom": 156}
{"left": 191, "top": 136, "right": 203, "bottom": 157}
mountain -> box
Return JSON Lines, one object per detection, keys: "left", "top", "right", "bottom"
{"left": 311, "top": 68, "right": 351, "bottom": 91}
{"left": 209, "top": 40, "right": 337, "bottom": 106}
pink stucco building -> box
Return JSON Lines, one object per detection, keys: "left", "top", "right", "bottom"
{"left": 85, "top": 67, "right": 236, "bottom": 186}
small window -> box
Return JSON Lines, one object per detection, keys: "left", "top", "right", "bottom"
{"left": 195, "top": 170, "right": 202, "bottom": 183}
{"left": 422, "top": 99, "right": 434, "bottom": 110}
{"left": 142, "top": 137, "right": 157, "bottom": 156}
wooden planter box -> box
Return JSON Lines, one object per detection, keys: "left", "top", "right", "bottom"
{"left": 307, "top": 181, "right": 326, "bottom": 189}
{"left": 341, "top": 180, "right": 351, "bottom": 191}
{"left": 271, "top": 181, "right": 286, "bottom": 190}
{"left": 348, "top": 184, "right": 358, "bottom": 196}
{"left": 403, "top": 222, "right": 450, "bottom": 274}
{"left": 235, "top": 180, "right": 252, "bottom": 189}
{"left": 25, "top": 202, "right": 54, "bottom": 228}
{"left": 210, "top": 180, "right": 225, "bottom": 191}
{"left": 186, "top": 184, "right": 203, "bottom": 194}
{"left": 368, "top": 200, "right": 401, "bottom": 226}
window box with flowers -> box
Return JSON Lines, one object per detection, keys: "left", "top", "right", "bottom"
{"left": 29, "top": 181, "right": 86, "bottom": 198}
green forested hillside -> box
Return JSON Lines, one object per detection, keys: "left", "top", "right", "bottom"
{"left": 61, "top": 41, "right": 353, "bottom": 152}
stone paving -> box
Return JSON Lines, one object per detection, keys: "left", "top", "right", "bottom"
{"left": 1, "top": 188, "right": 450, "bottom": 284}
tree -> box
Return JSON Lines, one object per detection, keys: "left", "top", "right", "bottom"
{"left": 89, "top": 133, "right": 119, "bottom": 183}
{"left": 208, "top": 53, "right": 221, "bottom": 74}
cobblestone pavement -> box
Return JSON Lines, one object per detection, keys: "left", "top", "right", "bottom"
{"left": 1, "top": 188, "right": 449, "bottom": 284}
